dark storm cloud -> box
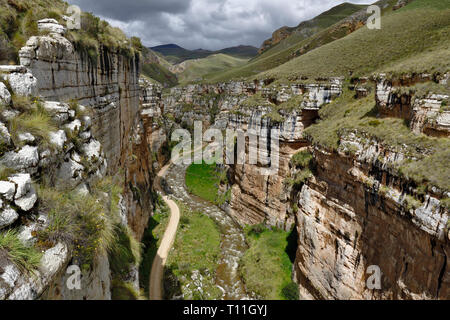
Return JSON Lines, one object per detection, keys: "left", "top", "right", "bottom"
{"left": 68, "top": 0, "right": 371, "bottom": 50}
{"left": 69, "top": 0, "right": 192, "bottom": 21}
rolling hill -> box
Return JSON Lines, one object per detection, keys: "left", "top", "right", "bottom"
{"left": 151, "top": 44, "right": 258, "bottom": 64}
{"left": 199, "top": 0, "right": 406, "bottom": 83}
{"left": 171, "top": 54, "right": 249, "bottom": 85}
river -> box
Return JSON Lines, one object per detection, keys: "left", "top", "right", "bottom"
{"left": 162, "top": 161, "right": 252, "bottom": 300}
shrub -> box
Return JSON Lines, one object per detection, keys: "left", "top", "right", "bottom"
{"left": 282, "top": 282, "right": 299, "bottom": 300}
{"left": 0, "top": 230, "right": 42, "bottom": 274}
{"left": 109, "top": 224, "right": 142, "bottom": 277}
{"left": 291, "top": 150, "right": 313, "bottom": 168}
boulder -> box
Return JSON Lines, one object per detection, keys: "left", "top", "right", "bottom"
{"left": 8, "top": 174, "right": 32, "bottom": 199}
{"left": 64, "top": 119, "right": 82, "bottom": 133}
{"left": 0, "top": 206, "right": 19, "bottom": 228}
{"left": 42, "top": 101, "right": 71, "bottom": 124}
{"left": 0, "top": 82, "right": 11, "bottom": 105}
{"left": 82, "top": 139, "right": 102, "bottom": 160}
{"left": 17, "top": 133, "right": 35, "bottom": 144}
{"left": 37, "top": 19, "right": 66, "bottom": 35}
{"left": 0, "top": 122, "right": 11, "bottom": 145}
{"left": 14, "top": 186, "right": 37, "bottom": 211}
{"left": 1, "top": 146, "right": 39, "bottom": 171}
{"left": 0, "top": 181, "right": 16, "bottom": 201}
{"left": 5, "top": 72, "right": 37, "bottom": 97}
{"left": 49, "top": 130, "right": 67, "bottom": 150}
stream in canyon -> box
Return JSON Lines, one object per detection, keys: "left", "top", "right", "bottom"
{"left": 162, "top": 161, "right": 251, "bottom": 300}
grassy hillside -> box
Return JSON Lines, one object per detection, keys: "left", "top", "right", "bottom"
{"left": 176, "top": 54, "right": 248, "bottom": 84}
{"left": 258, "top": 2, "right": 367, "bottom": 57}
{"left": 259, "top": 1, "right": 450, "bottom": 80}
{"left": 0, "top": 0, "right": 142, "bottom": 65}
{"left": 151, "top": 44, "right": 258, "bottom": 64}
{"left": 201, "top": 0, "right": 403, "bottom": 83}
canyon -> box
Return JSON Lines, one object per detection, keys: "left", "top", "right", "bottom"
{"left": 0, "top": 0, "right": 449, "bottom": 301}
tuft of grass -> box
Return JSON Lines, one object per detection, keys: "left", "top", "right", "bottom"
{"left": 37, "top": 174, "right": 124, "bottom": 269}
{"left": 9, "top": 102, "right": 57, "bottom": 147}
{"left": 240, "top": 227, "right": 297, "bottom": 300}
{"left": 0, "top": 165, "right": 16, "bottom": 180}
{"left": 0, "top": 230, "right": 42, "bottom": 274}
{"left": 111, "top": 279, "right": 145, "bottom": 300}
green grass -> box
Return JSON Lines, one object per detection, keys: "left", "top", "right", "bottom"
{"left": 165, "top": 202, "right": 222, "bottom": 300}
{"left": 9, "top": 101, "right": 58, "bottom": 148}
{"left": 204, "top": 1, "right": 449, "bottom": 83}
{"left": 304, "top": 88, "right": 450, "bottom": 192}
{"left": 185, "top": 161, "right": 227, "bottom": 205}
{"left": 258, "top": 2, "right": 367, "bottom": 58}
{"left": 0, "top": 230, "right": 42, "bottom": 274}
{"left": 176, "top": 54, "right": 248, "bottom": 85}
{"left": 240, "top": 225, "right": 298, "bottom": 300}
{"left": 141, "top": 63, "right": 178, "bottom": 88}
{"left": 260, "top": 3, "right": 450, "bottom": 80}
{"left": 37, "top": 174, "right": 124, "bottom": 270}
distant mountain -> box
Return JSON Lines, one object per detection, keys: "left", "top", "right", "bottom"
{"left": 151, "top": 44, "right": 258, "bottom": 64}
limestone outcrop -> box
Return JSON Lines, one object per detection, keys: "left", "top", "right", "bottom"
{"left": 0, "top": 19, "right": 158, "bottom": 300}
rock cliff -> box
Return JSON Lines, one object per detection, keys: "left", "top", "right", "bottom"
{"left": 0, "top": 19, "right": 158, "bottom": 300}
{"left": 161, "top": 73, "right": 449, "bottom": 300}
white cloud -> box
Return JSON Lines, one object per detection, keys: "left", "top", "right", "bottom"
{"left": 69, "top": 0, "right": 371, "bottom": 50}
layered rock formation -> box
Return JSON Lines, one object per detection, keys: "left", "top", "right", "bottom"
{"left": 0, "top": 19, "right": 158, "bottom": 300}
{"left": 161, "top": 72, "right": 449, "bottom": 300}
{"left": 293, "top": 137, "right": 449, "bottom": 300}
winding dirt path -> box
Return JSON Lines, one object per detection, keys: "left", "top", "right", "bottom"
{"left": 149, "top": 145, "right": 203, "bottom": 300}
{"left": 149, "top": 162, "right": 180, "bottom": 300}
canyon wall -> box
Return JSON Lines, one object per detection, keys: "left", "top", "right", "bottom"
{"left": 162, "top": 73, "right": 449, "bottom": 300}
{"left": 0, "top": 20, "right": 158, "bottom": 300}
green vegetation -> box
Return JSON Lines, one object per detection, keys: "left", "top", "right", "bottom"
{"left": 286, "top": 150, "right": 314, "bottom": 189}
{"left": 203, "top": 1, "right": 449, "bottom": 83}
{"left": 258, "top": 2, "right": 366, "bottom": 58}
{"left": 141, "top": 63, "right": 178, "bottom": 88}
{"left": 185, "top": 161, "right": 229, "bottom": 205}
{"left": 177, "top": 54, "right": 248, "bottom": 85}
{"left": 9, "top": 99, "right": 58, "bottom": 148}
{"left": 260, "top": 3, "right": 450, "bottom": 80}
{"left": 37, "top": 174, "right": 123, "bottom": 270}
{"left": 111, "top": 279, "right": 144, "bottom": 300}
{"left": 304, "top": 87, "right": 450, "bottom": 192}
{"left": 240, "top": 225, "right": 298, "bottom": 300}
{"left": 0, "top": 0, "right": 142, "bottom": 65}
{"left": 0, "top": 230, "right": 42, "bottom": 274}
{"left": 165, "top": 202, "right": 222, "bottom": 300}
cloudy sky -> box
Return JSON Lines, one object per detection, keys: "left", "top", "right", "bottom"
{"left": 68, "top": 0, "right": 370, "bottom": 50}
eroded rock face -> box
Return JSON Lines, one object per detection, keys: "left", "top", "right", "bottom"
{"left": 375, "top": 74, "right": 449, "bottom": 137}
{"left": 0, "top": 20, "right": 156, "bottom": 300}
{"left": 19, "top": 29, "right": 154, "bottom": 241}
{"left": 293, "top": 145, "right": 449, "bottom": 300}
